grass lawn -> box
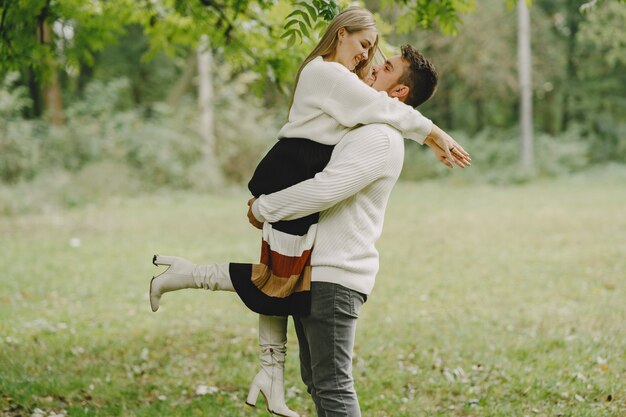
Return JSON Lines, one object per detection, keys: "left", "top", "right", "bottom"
{"left": 1, "top": 178, "right": 625, "bottom": 416}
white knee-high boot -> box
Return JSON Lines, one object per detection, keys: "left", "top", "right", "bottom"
{"left": 150, "top": 255, "right": 234, "bottom": 312}
{"left": 246, "top": 315, "right": 299, "bottom": 417}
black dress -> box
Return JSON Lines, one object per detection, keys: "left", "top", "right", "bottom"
{"left": 229, "top": 138, "right": 334, "bottom": 316}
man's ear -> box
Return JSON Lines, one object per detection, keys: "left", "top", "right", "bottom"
{"left": 390, "top": 85, "right": 410, "bottom": 101}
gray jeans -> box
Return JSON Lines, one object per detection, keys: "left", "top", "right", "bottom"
{"left": 293, "top": 281, "right": 367, "bottom": 417}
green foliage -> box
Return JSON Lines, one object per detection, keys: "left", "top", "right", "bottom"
{"left": 0, "top": 63, "right": 280, "bottom": 199}
{"left": 390, "top": 0, "right": 624, "bottom": 169}
{"left": 388, "top": 0, "right": 477, "bottom": 34}
{"left": 0, "top": 0, "right": 134, "bottom": 79}
{"left": 580, "top": 0, "right": 626, "bottom": 12}
{"left": 282, "top": 1, "right": 340, "bottom": 46}
{"left": 56, "top": 0, "right": 135, "bottom": 68}
{"left": 504, "top": 0, "right": 533, "bottom": 9}
{"left": 570, "top": 1, "right": 626, "bottom": 162}
{"left": 126, "top": 123, "right": 203, "bottom": 188}
{"left": 212, "top": 69, "right": 279, "bottom": 184}
{"left": 135, "top": 0, "right": 212, "bottom": 61}
{"left": 0, "top": 73, "right": 39, "bottom": 182}
{"left": 131, "top": 1, "right": 318, "bottom": 98}
{"left": 579, "top": 2, "right": 626, "bottom": 68}
{"left": 1, "top": 0, "right": 482, "bottom": 87}
{"left": 401, "top": 127, "right": 590, "bottom": 184}
{"left": 406, "top": 0, "right": 564, "bottom": 133}
{"left": 0, "top": 73, "right": 31, "bottom": 119}
{"left": 0, "top": 0, "right": 46, "bottom": 74}
{"left": 0, "top": 75, "right": 149, "bottom": 184}
{"left": 0, "top": 121, "right": 40, "bottom": 183}
{"left": 283, "top": 0, "right": 478, "bottom": 41}
{"left": 91, "top": 24, "right": 181, "bottom": 105}
{"left": 2, "top": 0, "right": 625, "bottom": 184}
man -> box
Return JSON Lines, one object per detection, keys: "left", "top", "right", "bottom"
{"left": 247, "top": 45, "right": 469, "bottom": 416}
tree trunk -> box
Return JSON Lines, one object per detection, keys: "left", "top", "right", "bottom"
{"left": 41, "top": 21, "right": 65, "bottom": 125}
{"left": 518, "top": 0, "right": 533, "bottom": 169}
{"left": 197, "top": 35, "right": 222, "bottom": 185}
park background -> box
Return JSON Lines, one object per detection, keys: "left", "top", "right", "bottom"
{"left": 1, "top": 0, "right": 625, "bottom": 416}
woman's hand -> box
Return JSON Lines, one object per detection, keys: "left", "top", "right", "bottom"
{"left": 426, "top": 124, "right": 471, "bottom": 168}
{"left": 247, "top": 197, "right": 263, "bottom": 230}
{"left": 424, "top": 137, "right": 454, "bottom": 168}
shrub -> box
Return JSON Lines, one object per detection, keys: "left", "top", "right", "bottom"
{"left": 400, "top": 126, "right": 591, "bottom": 184}
{"left": 60, "top": 160, "right": 144, "bottom": 208}
{"left": 212, "top": 70, "right": 279, "bottom": 185}
{"left": 0, "top": 161, "right": 144, "bottom": 215}
{"left": 124, "top": 120, "right": 203, "bottom": 188}
{"left": 0, "top": 73, "right": 40, "bottom": 182}
{"left": 2, "top": 66, "right": 281, "bottom": 182}
{"left": 0, "top": 119, "right": 41, "bottom": 182}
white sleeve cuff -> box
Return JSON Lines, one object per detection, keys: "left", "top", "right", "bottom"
{"left": 252, "top": 198, "right": 266, "bottom": 223}
{"left": 404, "top": 118, "right": 433, "bottom": 145}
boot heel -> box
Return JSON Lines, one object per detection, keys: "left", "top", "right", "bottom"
{"left": 149, "top": 276, "right": 160, "bottom": 312}
{"left": 245, "top": 383, "right": 260, "bottom": 407}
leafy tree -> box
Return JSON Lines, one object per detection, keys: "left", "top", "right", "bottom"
{"left": 0, "top": 0, "right": 480, "bottom": 148}
{"left": 3, "top": 0, "right": 624, "bottom": 181}
{"left": 0, "top": 0, "right": 134, "bottom": 121}
{"left": 574, "top": 1, "right": 626, "bottom": 161}
{"left": 1, "top": 1, "right": 482, "bottom": 85}
{"left": 383, "top": 0, "right": 476, "bottom": 34}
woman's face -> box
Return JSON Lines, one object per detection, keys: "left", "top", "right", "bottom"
{"left": 335, "top": 28, "right": 377, "bottom": 71}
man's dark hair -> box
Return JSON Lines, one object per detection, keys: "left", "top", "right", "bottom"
{"left": 399, "top": 45, "right": 438, "bottom": 108}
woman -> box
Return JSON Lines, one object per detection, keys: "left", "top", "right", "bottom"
{"left": 150, "top": 6, "right": 469, "bottom": 417}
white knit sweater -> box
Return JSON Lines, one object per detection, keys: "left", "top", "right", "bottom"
{"left": 278, "top": 56, "right": 433, "bottom": 145}
{"left": 253, "top": 124, "right": 404, "bottom": 295}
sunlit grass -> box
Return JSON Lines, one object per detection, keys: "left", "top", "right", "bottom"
{"left": 1, "top": 178, "right": 625, "bottom": 416}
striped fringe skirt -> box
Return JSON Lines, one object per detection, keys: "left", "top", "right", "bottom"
{"left": 230, "top": 138, "right": 334, "bottom": 317}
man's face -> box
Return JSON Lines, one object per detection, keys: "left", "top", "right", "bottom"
{"left": 365, "top": 55, "right": 408, "bottom": 94}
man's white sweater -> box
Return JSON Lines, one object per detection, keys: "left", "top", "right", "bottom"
{"left": 253, "top": 124, "right": 404, "bottom": 295}
{"left": 278, "top": 56, "right": 432, "bottom": 145}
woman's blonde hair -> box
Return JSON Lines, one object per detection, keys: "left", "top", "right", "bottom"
{"left": 288, "top": 6, "right": 379, "bottom": 111}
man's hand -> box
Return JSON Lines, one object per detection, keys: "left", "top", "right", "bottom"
{"left": 247, "top": 197, "right": 263, "bottom": 230}
{"left": 425, "top": 124, "right": 471, "bottom": 169}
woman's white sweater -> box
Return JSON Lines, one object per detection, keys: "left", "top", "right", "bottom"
{"left": 277, "top": 56, "right": 433, "bottom": 145}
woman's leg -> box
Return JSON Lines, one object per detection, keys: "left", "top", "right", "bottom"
{"left": 149, "top": 255, "right": 234, "bottom": 312}
{"left": 149, "top": 256, "right": 299, "bottom": 416}
{"left": 246, "top": 314, "right": 299, "bottom": 417}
